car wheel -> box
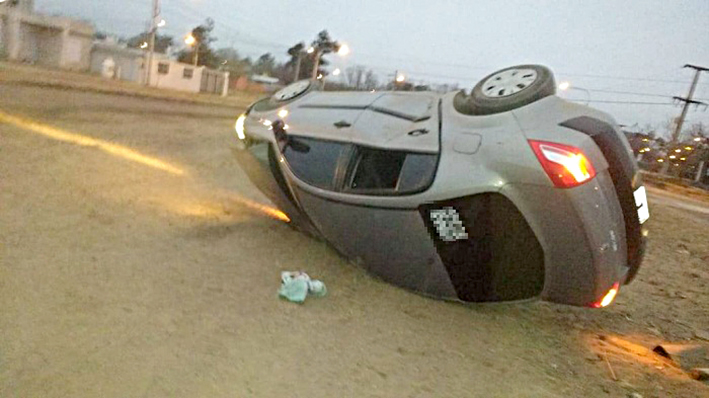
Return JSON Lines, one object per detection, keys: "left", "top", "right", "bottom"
{"left": 464, "top": 65, "right": 556, "bottom": 115}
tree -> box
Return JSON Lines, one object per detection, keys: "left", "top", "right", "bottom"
{"left": 126, "top": 33, "right": 173, "bottom": 53}
{"left": 308, "top": 30, "right": 342, "bottom": 78}
{"left": 283, "top": 31, "right": 346, "bottom": 81}
{"left": 284, "top": 38, "right": 327, "bottom": 81}
{"left": 285, "top": 42, "right": 308, "bottom": 82}
{"left": 94, "top": 31, "right": 109, "bottom": 41}
{"left": 660, "top": 117, "right": 677, "bottom": 140}
{"left": 345, "top": 65, "right": 366, "bottom": 89}
{"left": 214, "top": 47, "right": 251, "bottom": 78}
{"left": 641, "top": 123, "right": 656, "bottom": 139}
{"left": 252, "top": 53, "right": 277, "bottom": 76}
{"left": 688, "top": 122, "right": 707, "bottom": 138}
{"left": 363, "top": 70, "right": 378, "bottom": 90}
{"left": 343, "top": 66, "right": 379, "bottom": 91}
{"left": 177, "top": 18, "right": 218, "bottom": 68}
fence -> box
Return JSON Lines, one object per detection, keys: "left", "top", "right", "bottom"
{"left": 200, "top": 68, "right": 229, "bottom": 96}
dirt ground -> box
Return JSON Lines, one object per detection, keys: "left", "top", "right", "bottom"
{"left": 1, "top": 84, "right": 708, "bottom": 398}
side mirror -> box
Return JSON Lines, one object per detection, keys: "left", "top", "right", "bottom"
{"left": 273, "top": 119, "right": 288, "bottom": 145}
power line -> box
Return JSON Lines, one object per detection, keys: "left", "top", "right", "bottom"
{"left": 578, "top": 100, "right": 676, "bottom": 105}
{"left": 556, "top": 72, "right": 705, "bottom": 85}
{"left": 582, "top": 88, "right": 675, "bottom": 98}
{"left": 170, "top": 0, "right": 288, "bottom": 49}
{"left": 157, "top": 3, "right": 709, "bottom": 88}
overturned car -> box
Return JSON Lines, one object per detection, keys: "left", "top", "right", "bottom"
{"left": 231, "top": 65, "right": 649, "bottom": 307}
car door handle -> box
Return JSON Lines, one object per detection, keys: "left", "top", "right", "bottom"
{"left": 333, "top": 120, "right": 351, "bottom": 128}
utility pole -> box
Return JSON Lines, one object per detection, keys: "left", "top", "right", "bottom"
{"left": 293, "top": 52, "right": 302, "bottom": 82}
{"left": 311, "top": 48, "right": 323, "bottom": 80}
{"left": 661, "top": 64, "right": 708, "bottom": 175}
{"left": 145, "top": 0, "right": 160, "bottom": 86}
{"left": 192, "top": 42, "right": 200, "bottom": 66}
{"left": 671, "top": 64, "right": 709, "bottom": 143}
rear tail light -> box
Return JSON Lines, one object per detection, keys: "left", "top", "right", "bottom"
{"left": 529, "top": 140, "right": 596, "bottom": 188}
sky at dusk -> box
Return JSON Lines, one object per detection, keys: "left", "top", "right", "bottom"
{"left": 35, "top": 0, "right": 709, "bottom": 134}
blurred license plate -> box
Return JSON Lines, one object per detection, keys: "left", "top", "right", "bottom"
{"left": 633, "top": 186, "right": 650, "bottom": 224}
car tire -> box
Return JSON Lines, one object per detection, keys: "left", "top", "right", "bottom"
{"left": 463, "top": 64, "right": 556, "bottom": 115}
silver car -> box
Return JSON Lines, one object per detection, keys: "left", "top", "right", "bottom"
{"left": 231, "top": 65, "right": 649, "bottom": 307}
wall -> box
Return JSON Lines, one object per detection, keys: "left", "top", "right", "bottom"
{"left": 0, "top": 16, "right": 6, "bottom": 57}
{"left": 90, "top": 47, "right": 144, "bottom": 83}
{"left": 18, "top": 0, "right": 35, "bottom": 13}
{"left": 147, "top": 59, "right": 203, "bottom": 93}
{"left": 201, "top": 68, "right": 229, "bottom": 96}
{"left": 59, "top": 31, "right": 91, "bottom": 71}
{"left": 32, "top": 25, "right": 62, "bottom": 67}
{"left": 0, "top": 6, "right": 93, "bottom": 71}
{"left": 16, "top": 21, "right": 36, "bottom": 61}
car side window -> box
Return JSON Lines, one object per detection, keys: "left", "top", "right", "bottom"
{"left": 351, "top": 148, "right": 407, "bottom": 190}
{"left": 397, "top": 153, "right": 438, "bottom": 192}
{"left": 347, "top": 146, "right": 437, "bottom": 195}
{"left": 282, "top": 137, "right": 347, "bottom": 190}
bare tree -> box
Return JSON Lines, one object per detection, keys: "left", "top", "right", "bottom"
{"left": 363, "top": 70, "right": 378, "bottom": 90}
{"left": 660, "top": 117, "right": 677, "bottom": 140}
{"left": 252, "top": 53, "right": 277, "bottom": 76}
{"left": 641, "top": 123, "right": 656, "bottom": 138}
{"left": 688, "top": 121, "right": 707, "bottom": 138}
{"left": 345, "top": 65, "right": 366, "bottom": 89}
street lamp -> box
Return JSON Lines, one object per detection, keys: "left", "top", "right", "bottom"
{"left": 558, "top": 81, "right": 590, "bottom": 105}
{"left": 332, "top": 68, "right": 341, "bottom": 76}
{"left": 140, "top": 42, "right": 148, "bottom": 49}
{"left": 157, "top": 19, "right": 166, "bottom": 28}
{"left": 396, "top": 74, "right": 406, "bottom": 83}
{"left": 311, "top": 42, "right": 350, "bottom": 80}
{"left": 185, "top": 33, "right": 200, "bottom": 65}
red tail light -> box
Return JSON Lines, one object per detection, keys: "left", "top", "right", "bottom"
{"left": 591, "top": 282, "right": 620, "bottom": 308}
{"left": 528, "top": 140, "right": 596, "bottom": 188}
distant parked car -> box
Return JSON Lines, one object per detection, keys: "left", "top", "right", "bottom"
{"left": 231, "top": 65, "right": 648, "bottom": 307}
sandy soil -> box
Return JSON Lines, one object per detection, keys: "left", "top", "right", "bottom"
{"left": 1, "top": 85, "right": 707, "bottom": 397}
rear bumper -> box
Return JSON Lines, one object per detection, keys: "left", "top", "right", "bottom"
{"left": 501, "top": 170, "right": 641, "bottom": 306}
{"left": 623, "top": 231, "right": 647, "bottom": 284}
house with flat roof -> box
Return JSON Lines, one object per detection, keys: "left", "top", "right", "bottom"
{"left": 0, "top": 0, "right": 93, "bottom": 70}
{"left": 90, "top": 40, "right": 229, "bottom": 96}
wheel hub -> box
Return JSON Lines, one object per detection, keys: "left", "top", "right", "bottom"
{"left": 481, "top": 69, "right": 538, "bottom": 98}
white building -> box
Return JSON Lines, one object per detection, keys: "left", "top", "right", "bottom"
{"left": 148, "top": 58, "right": 229, "bottom": 96}
{"left": 147, "top": 58, "right": 204, "bottom": 93}
{"left": 0, "top": 0, "right": 94, "bottom": 70}
{"left": 90, "top": 40, "right": 145, "bottom": 82}
{"left": 90, "top": 41, "right": 229, "bottom": 96}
